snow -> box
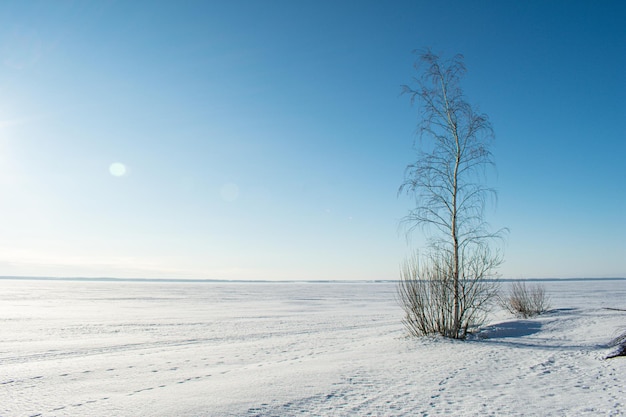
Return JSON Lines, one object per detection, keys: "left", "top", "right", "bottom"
{"left": 0, "top": 279, "right": 624, "bottom": 416}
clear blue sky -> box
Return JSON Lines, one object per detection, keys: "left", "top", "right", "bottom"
{"left": 0, "top": 0, "right": 624, "bottom": 280}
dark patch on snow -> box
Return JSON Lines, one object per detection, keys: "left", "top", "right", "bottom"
{"left": 606, "top": 344, "right": 625, "bottom": 359}
{"left": 479, "top": 320, "right": 542, "bottom": 339}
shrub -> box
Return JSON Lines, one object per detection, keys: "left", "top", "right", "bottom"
{"left": 397, "top": 251, "right": 499, "bottom": 339}
{"left": 607, "top": 330, "right": 626, "bottom": 359}
{"left": 500, "top": 281, "right": 550, "bottom": 318}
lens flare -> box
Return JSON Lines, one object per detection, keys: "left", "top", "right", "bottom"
{"left": 109, "top": 162, "right": 127, "bottom": 177}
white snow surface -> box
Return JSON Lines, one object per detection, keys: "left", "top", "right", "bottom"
{"left": 0, "top": 279, "right": 624, "bottom": 416}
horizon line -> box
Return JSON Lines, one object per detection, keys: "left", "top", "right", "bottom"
{"left": 0, "top": 276, "right": 624, "bottom": 284}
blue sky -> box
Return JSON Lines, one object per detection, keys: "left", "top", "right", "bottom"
{"left": 0, "top": 0, "right": 624, "bottom": 280}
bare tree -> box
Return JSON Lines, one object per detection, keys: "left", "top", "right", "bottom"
{"left": 398, "top": 50, "right": 505, "bottom": 339}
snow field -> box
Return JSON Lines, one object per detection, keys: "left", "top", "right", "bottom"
{"left": 0, "top": 279, "right": 624, "bottom": 416}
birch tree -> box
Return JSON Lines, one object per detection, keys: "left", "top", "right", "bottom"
{"left": 398, "top": 50, "right": 504, "bottom": 339}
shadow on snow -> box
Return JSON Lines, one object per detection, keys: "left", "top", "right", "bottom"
{"left": 471, "top": 309, "right": 607, "bottom": 351}
{"left": 479, "top": 320, "right": 543, "bottom": 339}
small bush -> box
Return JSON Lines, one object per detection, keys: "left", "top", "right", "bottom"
{"left": 607, "top": 330, "right": 626, "bottom": 359}
{"left": 397, "top": 252, "right": 499, "bottom": 339}
{"left": 500, "top": 281, "right": 550, "bottom": 318}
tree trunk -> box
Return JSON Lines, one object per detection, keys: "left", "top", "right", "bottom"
{"left": 452, "top": 157, "right": 460, "bottom": 338}
{"left": 442, "top": 75, "right": 461, "bottom": 338}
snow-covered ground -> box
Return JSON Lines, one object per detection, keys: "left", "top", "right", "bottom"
{"left": 0, "top": 279, "right": 624, "bottom": 416}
